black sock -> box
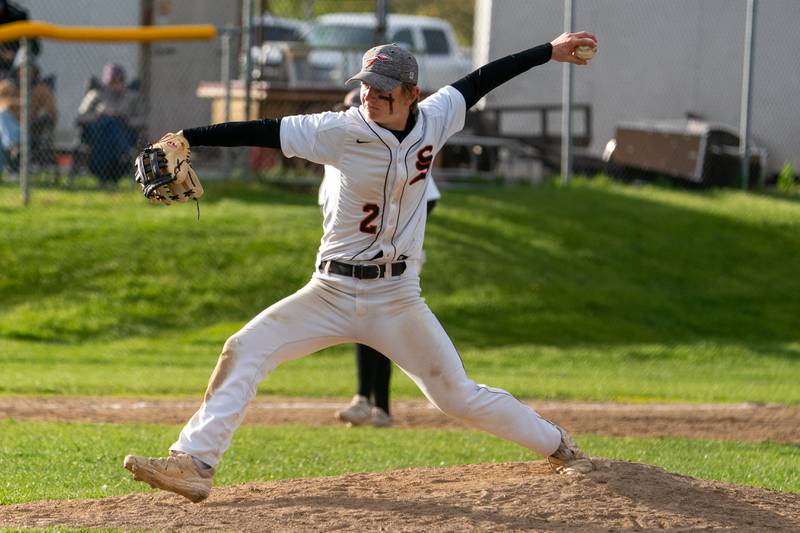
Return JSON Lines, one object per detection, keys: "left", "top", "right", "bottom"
{"left": 372, "top": 352, "right": 392, "bottom": 414}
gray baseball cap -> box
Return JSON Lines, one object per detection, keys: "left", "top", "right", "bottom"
{"left": 346, "top": 43, "right": 418, "bottom": 92}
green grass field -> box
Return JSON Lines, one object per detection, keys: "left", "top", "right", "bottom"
{"left": 1, "top": 419, "right": 798, "bottom": 504}
{"left": 1, "top": 178, "right": 798, "bottom": 402}
{"left": 1, "top": 178, "right": 799, "bottom": 504}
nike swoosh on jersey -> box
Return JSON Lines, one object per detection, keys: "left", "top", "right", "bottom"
{"left": 356, "top": 139, "right": 371, "bottom": 144}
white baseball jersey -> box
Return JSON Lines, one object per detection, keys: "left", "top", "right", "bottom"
{"left": 425, "top": 172, "right": 442, "bottom": 202}
{"left": 171, "top": 85, "right": 563, "bottom": 469}
{"left": 282, "top": 85, "right": 464, "bottom": 267}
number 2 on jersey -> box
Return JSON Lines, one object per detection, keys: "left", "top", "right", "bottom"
{"left": 360, "top": 203, "right": 380, "bottom": 234}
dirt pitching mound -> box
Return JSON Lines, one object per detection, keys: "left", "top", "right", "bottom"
{"left": 2, "top": 460, "right": 799, "bottom": 532}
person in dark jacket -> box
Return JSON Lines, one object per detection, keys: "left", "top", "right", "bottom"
{"left": 77, "top": 63, "right": 143, "bottom": 185}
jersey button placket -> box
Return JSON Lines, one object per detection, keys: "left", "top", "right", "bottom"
{"left": 378, "top": 149, "right": 401, "bottom": 253}
{"left": 382, "top": 149, "right": 406, "bottom": 261}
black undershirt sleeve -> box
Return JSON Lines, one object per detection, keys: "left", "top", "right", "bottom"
{"left": 182, "top": 118, "right": 282, "bottom": 149}
{"left": 450, "top": 43, "right": 553, "bottom": 109}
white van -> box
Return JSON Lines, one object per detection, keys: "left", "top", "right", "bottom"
{"left": 306, "top": 13, "right": 472, "bottom": 92}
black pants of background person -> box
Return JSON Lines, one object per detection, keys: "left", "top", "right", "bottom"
{"left": 353, "top": 199, "right": 438, "bottom": 417}
{"left": 82, "top": 116, "right": 137, "bottom": 184}
{"left": 355, "top": 343, "right": 392, "bottom": 413}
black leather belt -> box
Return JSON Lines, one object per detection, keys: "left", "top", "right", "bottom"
{"left": 319, "top": 260, "right": 406, "bottom": 279}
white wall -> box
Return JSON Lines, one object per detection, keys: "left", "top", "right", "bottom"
{"left": 146, "top": 0, "right": 238, "bottom": 137}
{"left": 748, "top": 0, "right": 800, "bottom": 173}
{"left": 480, "top": 0, "right": 800, "bottom": 173}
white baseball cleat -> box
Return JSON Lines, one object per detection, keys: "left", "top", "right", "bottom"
{"left": 123, "top": 451, "right": 214, "bottom": 503}
{"left": 336, "top": 395, "right": 373, "bottom": 426}
{"left": 370, "top": 406, "right": 393, "bottom": 428}
{"left": 547, "top": 424, "right": 595, "bottom": 475}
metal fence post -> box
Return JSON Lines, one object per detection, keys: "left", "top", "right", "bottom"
{"left": 242, "top": 0, "right": 254, "bottom": 178}
{"left": 739, "top": 0, "right": 757, "bottom": 190}
{"left": 221, "top": 28, "right": 233, "bottom": 177}
{"left": 20, "top": 38, "right": 30, "bottom": 206}
{"left": 376, "top": 0, "right": 389, "bottom": 44}
{"left": 561, "top": 0, "right": 575, "bottom": 186}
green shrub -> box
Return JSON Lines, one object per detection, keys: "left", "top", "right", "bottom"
{"left": 777, "top": 162, "right": 797, "bottom": 195}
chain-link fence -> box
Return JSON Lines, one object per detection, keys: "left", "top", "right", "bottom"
{"left": 1, "top": 0, "right": 797, "bottom": 207}
{"left": 0, "top": 0, "right": 226, "bottom": 206}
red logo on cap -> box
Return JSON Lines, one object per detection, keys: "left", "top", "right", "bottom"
{"left": 366, "top": 53, "right": 391, "bottom": 67}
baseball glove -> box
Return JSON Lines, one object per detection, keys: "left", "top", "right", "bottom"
{"left": 134, "top": 132, "right": 203, "bottom": 205}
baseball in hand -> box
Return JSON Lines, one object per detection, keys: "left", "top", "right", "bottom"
{"left": 575, "top": 45, "right": 597, "bottom": 60}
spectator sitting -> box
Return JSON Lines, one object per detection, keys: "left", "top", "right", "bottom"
{"left": 0, "top": 48, "right": 57, "bottom": 174}
{"left": 0, "top": 0, "right": 41, "bottom": 79}
{"left": 77, "top": 63, "right": 143, "bottom": 185}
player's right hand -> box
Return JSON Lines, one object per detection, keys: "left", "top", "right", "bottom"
{"left": 550, "top": 31, "right": 598, "bottom": 65}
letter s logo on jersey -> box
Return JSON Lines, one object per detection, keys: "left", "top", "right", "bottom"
{"left": 409, "top": 145, "right": 433, "bottom": 185}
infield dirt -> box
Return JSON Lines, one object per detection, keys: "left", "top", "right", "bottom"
{"left": 2, "top": 396, "right": 799, "bottom": 443}
{"left": 1, "top": 397, "right": 799, "bottom": 532}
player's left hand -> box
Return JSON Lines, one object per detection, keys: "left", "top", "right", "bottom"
{"left": 134, "top": 131, "right": 204, "bottom": 205}
{"left": 550, "top": 31, "right": 598, "bottom": 65}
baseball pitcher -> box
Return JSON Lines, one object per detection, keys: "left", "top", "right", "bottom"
{"left": 125, "top": 31, "right": 599, "bottom": 503}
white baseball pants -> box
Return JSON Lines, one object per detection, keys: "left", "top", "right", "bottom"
{"left": 171, "top": 267, "right": 561, "bottom": 467}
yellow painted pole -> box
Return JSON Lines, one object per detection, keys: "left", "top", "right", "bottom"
{"left": 0, "top": 21, "right": 216, "bottom": 43}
